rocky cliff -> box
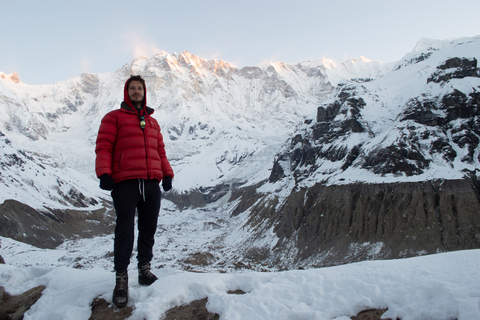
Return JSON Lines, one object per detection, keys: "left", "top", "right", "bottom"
{"left": 276, "top": 178, "right": 480, "bottom": 267}
{"left": 0, "top": 199, "right": 115, "bottom": 249}
{"left": 225, "top": 38, "right": 480, "bottom": 269}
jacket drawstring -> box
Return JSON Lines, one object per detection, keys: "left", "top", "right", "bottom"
{"left": 138, "top": 179, "right": 145, "bottom": 202}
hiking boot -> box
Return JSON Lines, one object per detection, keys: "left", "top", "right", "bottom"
{"left": 112, "top": 271, "right": 128, "bottom": 308}
{"left": 138, "top": 262, "right": 158, "bottom": 286}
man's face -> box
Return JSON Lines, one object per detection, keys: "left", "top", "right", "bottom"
{"left": 128, "top": 80, "right": 145, "bottom": 105}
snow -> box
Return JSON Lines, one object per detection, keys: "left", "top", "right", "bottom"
{"left": 311, "top": 57, "right": 395, "bottom": 87}
{"left": 0, "top": 48, "right": 396, "bottom": 209}
{"left": 1, "top": 239, "right": 480, "bottom": 320}
{"left": 3, "top": 36, "right": 478, "bottom": 209}
{"left": 1, "top": 36, "right": 480, "bottom": 319}
{"left": 288, "top": 35, "right": 480, "bottom": 188}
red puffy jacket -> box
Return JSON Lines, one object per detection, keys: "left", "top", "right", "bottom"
{"left": 95, "top": 101, "right": 174, "bottom": 183}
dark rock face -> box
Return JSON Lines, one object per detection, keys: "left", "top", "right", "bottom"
{"left": 240, "top": 178, "right": 480, "bottom": 268}
{"left": 427, "top": 57, "right": 479, "bottom": 83}
{"left": 0, "top": 200, "right": 115, "bottom": 249}
{"left": 279, "top": 179, "right": 480, "bottom": 265}
{"left": 395, "top": 51, "right": 435, "bottom": 71}
{"left": 362, "top": 142, "right": 430, "bottom": 176}
{"left": 398, "top": 89, "right": 480, "bottom": 166}
{"left": 89, "top": 296, "right": 221, "bottom": 320}
{"left": 163, "top": 183, "right": 232, "bottom": 209}
{"left": 351, "top": 308, "right": 391, "bottom": 320}
{"left": 270, "top": 81, "right": 373, "bottom": 184}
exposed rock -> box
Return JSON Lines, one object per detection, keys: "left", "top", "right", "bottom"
{"left": 88, "top": 291, "right": 250, "bottom": 320}
{"left": 269, "top": 157, "right": 286, "bottom": 183}
{"left": 230, "top": 183, "right": 265, "bottom": 217}
{"left": 182, "top": 252, "right": 217, "bottom": 267}
{"left": 395, "top": 51, "right": 435, "bottom": 71}
{"left": 89, "top": 297, "right": 133, "bottom": 320}
{"left": 427, "top": 57, "right": 478, "bottom": 83}
{"left": 234, "top": 178, "right": 480, "bottom": 268}
{"left": 362, "top": 143, "right": 430, "bottom": 176}
{"left": 0, "top": 199, "right": 115, "bottom": 249}
{"left": 351, "top": 308, "right": 393, "bottom": 320}
{"left": 81, "top": 73, "right": 100, "bottom": 96}
{"left": 0, "top": 285, "right": 45, "bottom": 320}
{"left": 163, "top": 184, "right": 231, "bottom": 209}
{"left": 317, "top": 101, "right": 341, "bottom": 122}
{"left": 164, "top": 298, "right": 219, "bottom": 320}
{"left": 227, "top": 289, "right": 246, "bottom": 295}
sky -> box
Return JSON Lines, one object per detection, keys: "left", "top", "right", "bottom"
{"left": 1, "top": 0, "right": 479, "bottom": 85}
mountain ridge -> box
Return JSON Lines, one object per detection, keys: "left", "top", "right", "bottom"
{"left": 0, "top": 50, "right": 392, "bottom": 208}
{"left": 1, "top": 36, "right": 480, "bottom": 269}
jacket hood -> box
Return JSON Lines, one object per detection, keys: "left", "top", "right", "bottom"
{"left": 124, "top": 77, "right": 147, "bottom": 114}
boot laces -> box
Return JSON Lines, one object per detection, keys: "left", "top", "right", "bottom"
{"left": 115, "top": 272, "right": 128, "bottom": 291}
{"left": 140, "top": 263, "right": 157, "bottom": 279}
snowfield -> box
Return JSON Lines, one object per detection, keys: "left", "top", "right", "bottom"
{"left": 1, "top": 241, "right": 480, "bottom": 320}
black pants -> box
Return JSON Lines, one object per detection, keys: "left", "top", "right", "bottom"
{"left": 111, "top": 179, "right": 161, "bottom": 273}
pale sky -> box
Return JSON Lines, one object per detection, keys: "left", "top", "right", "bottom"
{"left": 2, "top": 0, "right": 479, "bottom": 85}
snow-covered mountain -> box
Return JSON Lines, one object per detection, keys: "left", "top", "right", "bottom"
{"left": 1, "top": 36, "right": 480, "bottom": 270}
{"left": 268, "top": 36, "right": 480, "bottom": 188}
{"left": 224, "top": 35, "right": 480, "bottom": 268}
{"left": 0, "top": 51, "right": 392, "bottom": 209}
{"left": 2, "top": 36, "right": 480, "bottom": 320}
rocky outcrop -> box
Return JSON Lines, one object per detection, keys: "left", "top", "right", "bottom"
{"left": 164, "top": 298, "right": 220, "bottom": 320}
{"left": 163, "top": 184, "right": 232, "bottom": 209}
{"left": 89, "top": 297, "right": 133, "bottom": 320}
{"left": 0, "top": 200, "right": 115, "bottom": 249}
{"left": 241, "top": 177, "right": 480, "bottom": 268}
{"left": 89, "top": 295, "right": 224, "bottom": 320}
{"left": 427, "top": 57, "right": 479, "bottom": 83}
{"left": 0, "top": 285, "right": 45, "bottom": 320}
{"left": 351, "top": 309, "right": 391, "bottom": 320}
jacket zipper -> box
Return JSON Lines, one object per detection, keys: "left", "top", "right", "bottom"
{"left": 142, "top": 116, "right": 150, "bottom": 179}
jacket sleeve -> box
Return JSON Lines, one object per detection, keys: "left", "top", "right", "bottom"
{"left": 157, "top": 128, "right": 174, "bottom": 178}
{"left": 95, "top": 112, "right": 117, "bottom": 178}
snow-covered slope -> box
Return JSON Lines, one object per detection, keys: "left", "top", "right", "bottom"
{"left": 0, "top": 51, "right": 392, "bottom": 209}
{"left": 0, "top": 130, "right": 103, "bottom": 210}
{"left": 267, "top": 36, "right": 480, "bottom": 190}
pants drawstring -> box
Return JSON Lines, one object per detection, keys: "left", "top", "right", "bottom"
{"left": 138, "top": 179, "right": 145, "bottom": 202}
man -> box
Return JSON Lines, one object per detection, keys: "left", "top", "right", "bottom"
{"left": 95, "top": 75, "right": 174, "bottom": 308}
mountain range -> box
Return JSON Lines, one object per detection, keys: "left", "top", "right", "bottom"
{"left": 1, "top": 36, "right": 479, "bottom": 269}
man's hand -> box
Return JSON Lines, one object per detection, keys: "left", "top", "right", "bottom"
{"left": 99, "top": 174, "right": 115, "bottom": 191}
{"left": 162, "top": 176, "right": 172, "bottom": 191}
